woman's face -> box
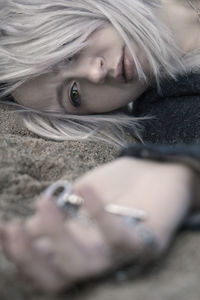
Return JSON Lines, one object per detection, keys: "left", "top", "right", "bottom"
{"left": 12, "top": 24, "right": 149, "bottom": 114}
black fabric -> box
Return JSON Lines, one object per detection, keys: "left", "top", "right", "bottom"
{"left": 119, "top": 143, "right": 200, "bottom": 174}
{"left": 120, "top": 71, "right": 200, "bottom": 176}
{"left": 132, "top": 72, "right": 200, "bottom": 144}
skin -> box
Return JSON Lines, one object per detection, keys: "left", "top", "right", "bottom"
{"left": 11, "top": 1, "right": 200, "bottom": 115}
{"left": 0, "top": 158, "right": 196, "bottom": 292}
{"left": 12, "top": 25, "right": 149, "bottom": 114}
{"left": 2, "top": 0, "right": 200, "bottom": 292}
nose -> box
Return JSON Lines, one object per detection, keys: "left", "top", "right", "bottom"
{"left": 86, "top": 57, "right": 107, "bottom": 84}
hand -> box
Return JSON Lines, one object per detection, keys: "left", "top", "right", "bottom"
{"left": 0, "top": 157, "right": 195, "bottom": 292}
{"left": 73, "top": 157, "right": 194, "bottom": 248}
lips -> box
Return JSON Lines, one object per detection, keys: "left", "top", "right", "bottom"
{"left": 123, "top": 46, "right": 134, "bottom": 82}
{"left": 116, "top": 50, "right": 126, "bottom": 83}
{"left": 116, "top": 47, "right": 134, "bottom": 83}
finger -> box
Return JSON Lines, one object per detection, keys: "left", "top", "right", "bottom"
{"left": 47, "top": 222, "right": 112, "bottom": 280}
{"left": 36, "top": 196, "right": 66, "bottom": 220}
{"left": 26, "top": 204, "right": 85, "bottom": 269}
{"left": 26, "top": 197, "right": 66, "bottom": 238}
{"left": 1, "top": 223, "right": 67, "bottom": 292}
{"left": 35, "top": 198, "right": 113, "bottom": 278}
{"left": 27, "top": 200, "right": 93, "bottom": 278}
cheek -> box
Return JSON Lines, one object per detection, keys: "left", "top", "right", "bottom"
{"left": 86, "top": 91, "right": 132, "bottom": 113}
{"left": 82, "top": 82, "right": 147, "bottom": 113}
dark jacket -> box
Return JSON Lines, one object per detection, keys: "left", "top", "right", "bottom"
{"left": 133, "top": 72, "right": 200, "bottom": 144}
{"left": 120, "top": 71, "right": 200, "bottom": 192}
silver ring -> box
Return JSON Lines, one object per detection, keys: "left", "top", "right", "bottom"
{"left": 43, "top": 180, "right": 83, "bottom": 217}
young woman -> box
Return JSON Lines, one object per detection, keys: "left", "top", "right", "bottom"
{"left": 0, "top": 0, "right": 200, "bottom": 292}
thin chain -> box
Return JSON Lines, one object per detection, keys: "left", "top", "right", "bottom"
{"left": 187, "top": 0, "right": 200, "bottom": 23}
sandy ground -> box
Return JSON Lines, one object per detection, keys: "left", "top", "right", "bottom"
{"left": 0, "top": 104, "right": 200, "bottom": 300}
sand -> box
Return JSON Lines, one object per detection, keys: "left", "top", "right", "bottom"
{"left": 0, "top": 104, "right": 200, "bottom": 300}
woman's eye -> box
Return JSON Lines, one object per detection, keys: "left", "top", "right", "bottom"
{"left": 70, "top": 82, "right": 81, "bottom": 108}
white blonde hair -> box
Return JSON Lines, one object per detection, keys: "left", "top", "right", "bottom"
{"left": 1, "top": 0, "right": 200, "bottom": 146}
